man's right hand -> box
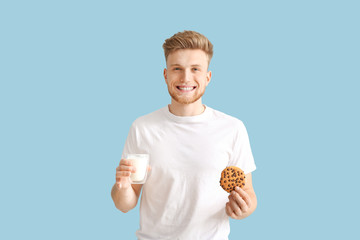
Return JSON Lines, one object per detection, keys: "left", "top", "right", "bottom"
{"left": 115, "top": 159, "right": 136, "bottom": 190}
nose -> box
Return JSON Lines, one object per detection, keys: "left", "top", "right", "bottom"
{"left": 181, "top": 69, "right": 192, "bottom": 82}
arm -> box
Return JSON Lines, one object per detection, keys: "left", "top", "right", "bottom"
{"left": 225, "top": 172, "right": 257, "bottom": 220}
{"left": 111, "top": 159, "right": 143, "bottom": 213}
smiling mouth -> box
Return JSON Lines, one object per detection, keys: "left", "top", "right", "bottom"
{"left": 176, "top": 86, "right": 196, "bottom": 91}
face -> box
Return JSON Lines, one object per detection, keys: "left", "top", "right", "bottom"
{"left": 164, "top": 49, "right": 212, "bottom": 105}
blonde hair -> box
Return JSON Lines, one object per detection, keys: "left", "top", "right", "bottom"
{"left": 162, "top": 30, "right": 213, "bottom": 65}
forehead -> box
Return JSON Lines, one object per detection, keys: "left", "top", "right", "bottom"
{"left": 167, "top": 49, "right": 208, "bottom": 66}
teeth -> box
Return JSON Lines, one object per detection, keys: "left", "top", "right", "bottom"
{"left": 178, "top": 87, "right": 194, "bottom": 90}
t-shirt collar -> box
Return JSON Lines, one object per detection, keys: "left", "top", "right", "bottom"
{"left": 163, "top": 104, "right": 211, "bottom": 123}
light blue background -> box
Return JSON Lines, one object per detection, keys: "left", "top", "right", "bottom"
{"left": 1, "top": 0, "right": 359, "bottom": 239}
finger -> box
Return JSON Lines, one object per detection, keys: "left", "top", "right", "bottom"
{"left": 235, "top": 187, "right": 252, "bottom": 209}
{"left": 116, "top": 175, "right": 131, "bottom": 186}
{"left": 115, "top": 176, "right": 128, "bottom": 184}
{"left": 120, "top": 158, "right": 134, "bottom": 166}
{"left": 231, "top": 191, "right": 248, "bottom": 213}
{"left": 118, "top": 165, "right": 136, "bottom": 173}
{"left": 226, "top": 202, "right": 237, "bottom": 219}
{"left": 116, "top": 180, "right": 130, "bottom": 190}
{"left": 225, "top": 202, "right": 231, "bottom": 216}
{"left": 115, "top": 178, "right": 124, "bottom": 187}
{"left": 116, "top": 171, "right": 132, "bottom": 178}
{"left": 225, "top": 202, "right": 231, "bottom": 215}
{"left": 229, "top": 195, "right": 243, "bottom": 216}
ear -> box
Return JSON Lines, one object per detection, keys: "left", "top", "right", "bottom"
{"left": 206, "top": 70, "right": 212, "bottom": 86}
{"left": 164, "top": 68, "right": 168, "bottom": 84}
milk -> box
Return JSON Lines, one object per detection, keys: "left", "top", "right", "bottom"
{"left": 126, "top": 154, "right": 149, "bottom": 184}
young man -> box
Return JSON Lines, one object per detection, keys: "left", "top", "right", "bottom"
{"left": 111, "top": 30, "right": 257, "bottom": 239}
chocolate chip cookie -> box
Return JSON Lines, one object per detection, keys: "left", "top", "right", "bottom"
{"left": 220, "top": 166, "right": 245, "bottom": 193}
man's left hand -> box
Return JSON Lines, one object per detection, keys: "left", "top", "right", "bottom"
{"left": 225, "top": 186, "right": 252, "bottom": 220}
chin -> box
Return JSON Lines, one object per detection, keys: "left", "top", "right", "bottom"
{"left": 171, "top": 93, "right": 204, "bottom": 105}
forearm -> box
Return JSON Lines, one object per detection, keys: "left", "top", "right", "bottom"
{"left": 111, "top": 184, "right": 138, "bottom": 213}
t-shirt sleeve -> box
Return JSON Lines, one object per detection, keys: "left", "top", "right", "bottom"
{"left": 229, "top": 121, "right": 256, "bottom": 174}
{"left": 121, "top": 122, "right": 141, "bottom": 159}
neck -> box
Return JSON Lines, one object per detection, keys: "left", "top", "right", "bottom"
{"left": 168, "top": 99, "right": 205, "bottom": 117}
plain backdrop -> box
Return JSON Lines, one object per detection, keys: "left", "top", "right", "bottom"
{"left": 1, "top": 0, "right": 359, "bottom": 239}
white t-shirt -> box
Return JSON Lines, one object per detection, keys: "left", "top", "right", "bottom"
{"left": 122, "top": 106, "right": 256, "bottom": 240}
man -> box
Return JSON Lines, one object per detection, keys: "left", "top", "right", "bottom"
{"left": 111, "top": 30, "right": 257, "bottom": 239}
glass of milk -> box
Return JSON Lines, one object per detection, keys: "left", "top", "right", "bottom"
{"left": 125, "top": 154, "right": 150, "bottom": 184}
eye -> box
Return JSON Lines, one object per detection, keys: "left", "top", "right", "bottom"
{"left": 193, "top": 68, "right": 199, "bottom": 71}
{"left": 174, "top": 67, "right": 181, "bottom": 70}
